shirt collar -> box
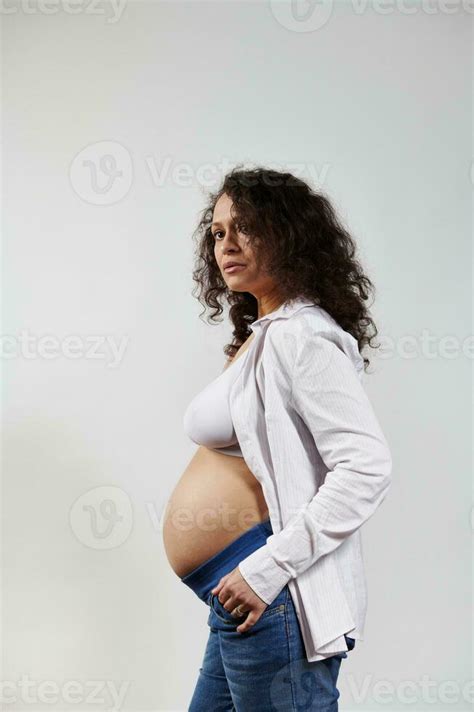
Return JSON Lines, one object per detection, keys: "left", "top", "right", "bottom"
{"left": 250, "top": 296, "right": 316, "bottom": 331}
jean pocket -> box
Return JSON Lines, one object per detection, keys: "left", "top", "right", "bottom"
{"left": 210, "top": 586, "right": 287, "bottom": 625}
{"left": 209, "top": 593, "right": 247, "bottom": 624}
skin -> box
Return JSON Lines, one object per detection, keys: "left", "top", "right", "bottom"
{"left": 212, "top": 192, "right": 283, "bottom": 323}
{"left": 209, "top": 192, "right": 284, "bottom": 633}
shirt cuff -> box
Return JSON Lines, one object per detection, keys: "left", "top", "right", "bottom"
{"left": 238, "top": 542, "right": 292, "bottom": 605}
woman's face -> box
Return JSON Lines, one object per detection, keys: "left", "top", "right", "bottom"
{"left": 212, "top": 192, "right": 276, "bottom": 298}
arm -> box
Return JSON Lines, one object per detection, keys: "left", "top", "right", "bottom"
{"left": 238, "top": 330, "right": 393, "bottom": 605}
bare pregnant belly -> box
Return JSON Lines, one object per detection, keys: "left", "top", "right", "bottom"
{"left": 162, "top": 446, "right": 269, "bottom": 578}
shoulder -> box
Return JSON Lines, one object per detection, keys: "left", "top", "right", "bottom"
{"left": 265, "top": 306, "right": 364, "bottom": 374}
{"left": 264, "top": 305, "right": 341, "bottom": 351}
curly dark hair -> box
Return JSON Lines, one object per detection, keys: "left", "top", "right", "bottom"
{"left": 191, "top": 165, "right": 381, "bottom": 372}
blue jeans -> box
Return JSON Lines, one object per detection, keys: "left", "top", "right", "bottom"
{"left": 181, "top": 519, "right": 355, "bottom": 711}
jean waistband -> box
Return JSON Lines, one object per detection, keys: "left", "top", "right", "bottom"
{"left": 180, "top": 518, "right": 273, "bottom": 604}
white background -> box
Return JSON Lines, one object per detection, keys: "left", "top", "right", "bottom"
{"left": 2, "top": 1, "right": 472, "bottom": 710}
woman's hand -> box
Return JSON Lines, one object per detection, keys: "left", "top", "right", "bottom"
{"left": 211, "top": 566, "right": 268, "bottom": 633}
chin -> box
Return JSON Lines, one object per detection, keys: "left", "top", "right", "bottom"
{"left": 226, "top": 281, "right": 248, "bottom": 291}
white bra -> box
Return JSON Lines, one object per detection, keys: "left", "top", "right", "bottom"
{"left": 183, "top": 349, "right": 250, "bottom": 458}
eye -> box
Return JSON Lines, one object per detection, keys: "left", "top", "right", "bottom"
{"left": 213, "top": 230, "right": 224, "bottom": 240}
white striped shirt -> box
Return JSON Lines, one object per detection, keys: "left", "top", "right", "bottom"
{"left": 231, "top": 296, "right": 392, "bottom": 661}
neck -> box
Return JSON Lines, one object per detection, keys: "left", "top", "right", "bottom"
{"left": 256, "top": 293, "right": 285, "bottom": 319}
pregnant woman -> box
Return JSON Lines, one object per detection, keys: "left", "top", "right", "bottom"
{"left": 162, "top": 166, "right": 392, "bottom": 711}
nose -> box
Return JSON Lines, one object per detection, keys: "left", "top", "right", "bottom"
{"left": 220, "top": 230, "right": 241, "bottom": 254}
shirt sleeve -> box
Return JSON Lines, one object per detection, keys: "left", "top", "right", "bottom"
{"left": 238, "top": 330, "right": 393, "bottom": 606}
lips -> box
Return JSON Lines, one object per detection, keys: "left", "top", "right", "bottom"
{"left": 224, "top": 263, "right": 247, "bottom": 274}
